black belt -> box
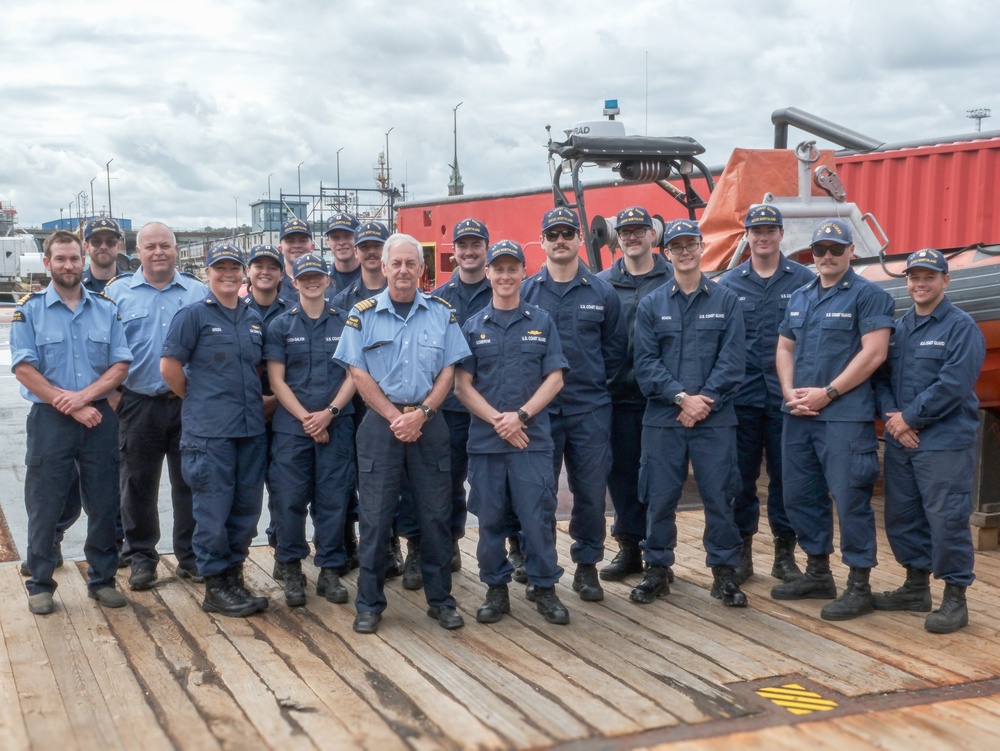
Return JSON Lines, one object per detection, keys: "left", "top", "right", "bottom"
{"left": 122, "top": 386, "right": 179, "bottom": 400}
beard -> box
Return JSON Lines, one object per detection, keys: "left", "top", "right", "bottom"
{"left": 51, "top": 268, "right": 83, "bottom": 290}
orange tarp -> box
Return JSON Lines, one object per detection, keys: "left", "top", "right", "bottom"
{"left": 700, "top": 148, "right": 837, "bottom": 271}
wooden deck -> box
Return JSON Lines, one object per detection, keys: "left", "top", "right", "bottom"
{"left": 2, "top": 513, "right": 1000, "bottom": 750}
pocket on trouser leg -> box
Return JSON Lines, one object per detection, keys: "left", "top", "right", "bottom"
{"left": 848, "top": 437, "right": 880, "bottom": 489}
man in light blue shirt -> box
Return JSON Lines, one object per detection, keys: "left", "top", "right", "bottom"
{"left": 105, "top": 222, "right": 208, "bottom": 591}
{"left": 334, "top": 233, "right": 472, "bottom": 634}
{"left": 11, "top": 230, "right": 133, "bottom": 615}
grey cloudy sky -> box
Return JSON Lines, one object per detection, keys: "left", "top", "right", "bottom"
{"left": 2, "top": 0, "right": 998, "bottom": 229}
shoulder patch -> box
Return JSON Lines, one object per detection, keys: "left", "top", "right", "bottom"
{"left": 449, "top": 311, "right": 458, "bottom": 325}
{"left": 431, "top": 295, "right": 454, "bottom": 308}
{"left": 354, "top": 298, "right": 377, "bottom": 313}
{"left": 345, "top": 315, "right": 362, "bottom": 330}
{"left": 12, "top": 310, "right": 26, "bottom": 323}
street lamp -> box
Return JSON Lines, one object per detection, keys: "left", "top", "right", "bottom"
{"left": 233, "top": 196, "right": 239, "bottom": 238}
{"left": 449, "top": 101, "right": 465, "bottom": 196}
{"left": 106, "top": 158, "right": 114, "bottom": 219}
{"left": 385, "top": 127, "right": 394, "bottom": 188}
{"left": 297, "top": 161, "right": 304, "bottom": 199}
{"left": 267, "top": 172, "right": 273, "bottom": 233}
{"left": 89, "top": 178, "right": 96, "bottom": 221}
{"left": 336, "top": 147, "right": 344, "bottom": 192}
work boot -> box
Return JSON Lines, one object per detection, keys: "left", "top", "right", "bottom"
{"left": 710, "top": 565, "right": 748, "bottom": 607}
{"left": 384, "top": 536, "right": 403, "bottom": 579}
{"left": 227, "top": 565, "right": 269, "bottom": 612}
{"left": 873, "top": 567, "right": 932, "bottom": 612}
{"left": 272, "top": 558, "right": 286, "bottom": 582}
{"left": 202, "top": 574, "right": 262, "bottom": 618}
{"left": 771, "top": 535, "right": 803, "bottom": 582}
{"left": 344, "top": 520, "right": 359, "bottom": 572}
{"left": 629, "top": 565, "right": 670, "bottom": 604}
{"left": 508, "top": 536, "right": 527, "bottom": 584}
{"left": 476, "top": 584, "right": 511, "bottom": 623}
{"left": 771, "top": 554, "right": 837, "bottom": 600}
{"left": 734, "top": 536, "right": 754, "bottom": 584}
{"left": 533, "top": 586, "right": 570, "bottom": 625}
{"left": 402, "top": 538, "right": 423, "bottom": 590}
{"left": 283, "top": 560, "right": 307, "bottom": 607}
{"left": 572, "top": 563, "right": 604, "bottom": 601}
{"left": 316, "top": 568, "right": 348, "bottom": 603}
{"left": 599, "top": 539, "right": 644, "bottom": 582}
{"left": 925, "top": 583, "right": 969, "bottom": 634}
{"left": 451, "top": 539, "right": 462, "bottom": 572}
{"left": 821, "top": 567, "right": 875, "bottom": 621}
{"left": 20, "top": 542, "right": 65, "bottom": 577}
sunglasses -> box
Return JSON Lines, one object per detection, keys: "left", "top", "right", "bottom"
{"left": 88, "top": 237, "right": 120, "bottom": 248}
{"left": 544, "top": 229, "right": 577, "bottom": 242}
{"left": 811, "top": 244, "right": 847, "bottom": 257}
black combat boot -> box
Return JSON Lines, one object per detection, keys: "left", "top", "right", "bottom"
{"left": 599, "top": 539, "right": 644, "bottom": 582}
{"left": 228, "top": 564, "right": 269, "bottom": 611}
{"left": 533, "top": 586, "right": 570, "bottom": 624}
{"left": 711, "top": 565, "right": 749, "bottom": 607}
{"left": 384, "top": 536, "right": 403, "bottom": 579}
{"left": 508, "top": 536, "right": 527, "bottom": 584}
{"left": 572, "top": 563, "right": 604, "bottom": 601}
{"left": 873, "top": 567, "right": 931, "bottom": 612}
{"left": 202, "top": 574, "right": 262, "bottom": 618}
{"left": 821, "top": 567, "right": 874, "bottom": 621}
{"left": 771, "top": 553, "right": 837, "bottom": 600}
{"left": 341, "top": 520, "right": 359, "bottom": 574}
{"left": 476, "top": 584, "right": 511, "bottom": 623}
{"left": 771, "top": 535, "right": 803, "bottom": 582}
{"left": 451, "top": 539, "right": 462, "bottom": 572}
{"left": 283, "top": 559, "right": 307, "bottom": 607}
{"left": 925, "top": 583, "right": 968, "bottom": 634}
{"left": 402, "top": 538, "right": 423, "bottom": 590}
{"left": 272, "top": 557, "right": 286, "bottom": 581}
{"left": 629, "top": 565, "right": 670, "bottom": 604}
{"left": 734, "top": 536, "right": 754, "bottom": 584}
{"left": 316, "top": 568, "right": 348, "bottom": 603}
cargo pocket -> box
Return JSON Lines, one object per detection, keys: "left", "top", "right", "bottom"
{"left": 849, "top": 436, "right": 880, "bottom": 489}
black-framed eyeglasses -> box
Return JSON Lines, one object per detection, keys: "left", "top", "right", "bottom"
{"left": 617, "top": 227, "right": 650, "bottom": 239}
{"left": 811, "top": 244, "right": 847, "bottom": 257}
{"left": 88, "top": 237, "right": 120, "bottom": 248}
{"left": 544, "top": 229, "right": 577, "bottom": 242}
{"left": 666, "top": 241, "right": 702, "bottom": 255}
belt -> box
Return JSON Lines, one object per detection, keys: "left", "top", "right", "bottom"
{"left": 122, "top": 386, "right": 179, "bottom": 400}
{"left": 392, "top": 403, "right": 420, "bottom": 413}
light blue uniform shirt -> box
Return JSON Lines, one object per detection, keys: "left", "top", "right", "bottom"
{"left": 105, "top": 270, "right": 208, "bottom": 395}
{"left": 334, "top": 288, "right": 471, "bottom": 405}
{"left": 10, "top": 284, "right": 133, "bottom": 403}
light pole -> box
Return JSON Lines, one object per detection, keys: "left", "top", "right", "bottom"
{"left": 448, "top": 101, "right": 464, "bottom": 196}
{"left": 233, "top": 196, "right": 239, "bottom": 237}
{"left": 106, "top": 158, "right": 114, "bottom": 219}
{"left": 336, "top": 147, "right": 344, "bottom": 192}
{"left": 385, "top": 127, "right": 394, "bottom": 188}
{"left": 267, "top": 173, "right": 273, "bottom": 233}
{"left": 89, "top": 178, "right": 96, "bottom": 221}
{"left": 297, "top": 161, "right": 303, "bottom": 198}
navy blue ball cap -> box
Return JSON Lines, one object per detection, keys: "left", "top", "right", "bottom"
{"left": 662, "top": 219, "right": 702, "bottom": 244}
{"left": 292, "top": 253, "right": 329, "bottom": 278}
{"left": 246, "top": 244, "right": 283, "bottom": 267}
{"left": 811, "top": 218, "right": 853, "bottom": 246}
{"left": 615, "top": 206, "right": 653, "bottom": 229}
{"left": 206, "top": 243, "right": 245, "bottom": 267}
{"left": 325, "top": 212, "right": 359, "bottom": 235}
{"left": 905, "top": 248, "right": 948, "bottom": 273}
{"left": 280, "top": 217, "right": 312, "bottom": 240}
{"left": 354, "top": 221, "right": 389, "bottom": 245}
{"left": 486, "top": 240, "right": 525, "bottom": 266}
{"left": 453, "top": 218, "right": 489, "bottom": 243}
{"left": 542, "top": 207, "right": 580, "bottom": 232}
{"left": 744, "top": 204, "right": 783, "bottom": 228}
{"left": 84, "top": 216, "right": 122, "bottom": 239}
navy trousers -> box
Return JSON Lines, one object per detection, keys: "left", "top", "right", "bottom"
{"left": 606, "top": 405, "right": 646, "bottom": 545}
{"left": 733, "top": 404, "right": 795, "bottom": 540}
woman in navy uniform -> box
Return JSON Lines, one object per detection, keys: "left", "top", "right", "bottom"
{"left": 161, "top": 243, "right": 269, "bottom": 618}
{"left": 266, "top": 254, "right": 356, "bottom": 607}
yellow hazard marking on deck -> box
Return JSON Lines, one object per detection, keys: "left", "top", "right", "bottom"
{"left": 755, "top": 684, "right": 839, "bottom": 715}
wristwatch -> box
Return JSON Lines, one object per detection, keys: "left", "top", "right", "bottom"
{"left": 517, "top": 408, "right": 530, "bottom": 425}
{"left": 825, "top": 385, "right": 840, "bottom": 401}
{"left": 418, "top": 404, "right": 435, "bottom": 421}
{"left": 673, "top": 392, "right": 688, "bottom": 406}
{"left": 327, "top": 404, "right": 341, "bottom": 417}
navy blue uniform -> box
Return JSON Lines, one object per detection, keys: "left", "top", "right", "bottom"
{"left": 330, "top": 265, "right": 361, "bottom": 297}
{"left": 874, "top": 296, "right": 985, "bottom": 585}
{"left": 265, "top": 303, "right": 356, "bottom": 569}
{"left": 717, "top": 256, "right": 815, "bottom": 540}
{"left": 597, "top": 254, "right": 673, "bottom": 545}
{"left": 521, "top": 261, "right": 626, "bottom": 564}
{"left": 634, "top": 274, "right": 746, "bottom": 568}
{"left": 429, "top": 272, "right": 493, "bottom": 540}
{"left": 106, "top": 269, "right": 208, "bottom": 574}
{"left": 460, "top": 302, "right": 568, "bottom": 586}
{"left": 162, "top": 295, "right": 267, "bottom": 579}
{"left": 11, "top": 286, "right": 133, "bottom": 596}
{"left": 334, "top": 289, "right": 471, "bottom": 615}
{"left": 779, "top": 268, "right": 895, "bottom": 567}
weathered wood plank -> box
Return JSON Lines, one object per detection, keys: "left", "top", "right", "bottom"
{"left": 0, "top": 567, "right": 31, "bottom": 751}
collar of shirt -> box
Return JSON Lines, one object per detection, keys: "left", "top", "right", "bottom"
{"left": 373, "top": 288, "right": 431, "bottom": 319}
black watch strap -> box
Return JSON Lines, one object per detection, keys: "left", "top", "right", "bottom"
{"left": 517, "top": 408, "right": 530, "bottom": 424}
{"left": 418, "top": 404, "right": 434, "bottom": 420}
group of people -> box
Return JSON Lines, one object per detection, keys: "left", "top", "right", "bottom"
{"left": 12, "top": 202, "right": 983, "bottom": 636}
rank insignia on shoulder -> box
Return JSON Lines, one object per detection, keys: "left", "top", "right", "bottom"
{"left": 16, "top": 291, "right": 39, "bottom": 306}
{"left": 96, "top": 292, "right": 116, "bottom": 304}
{"left": 354, "top": 298, "right": 377, "bottom": 312}
{"left": 431, "top": 295, "right": 454, "bottom": 308}
{"left": 346, "top": 315, "right": 362, "bottom": 330}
